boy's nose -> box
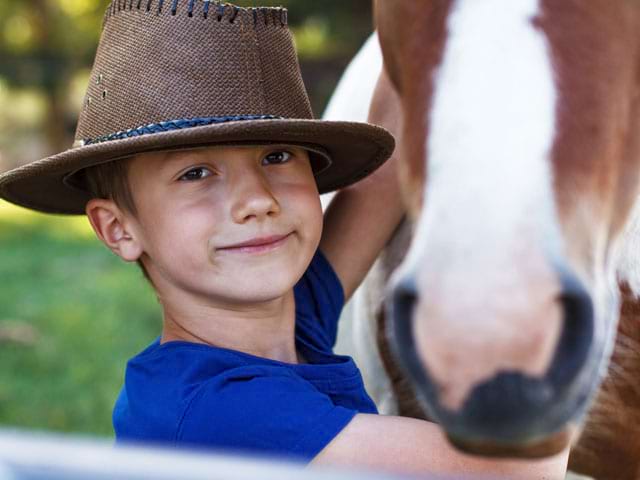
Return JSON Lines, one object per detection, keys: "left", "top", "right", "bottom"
{"left": 229, "top": 170, "right": 281, "bottom": 223}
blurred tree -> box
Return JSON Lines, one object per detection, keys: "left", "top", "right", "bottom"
{"left": 0, "top": 0, "right": 106, "bottom": 155}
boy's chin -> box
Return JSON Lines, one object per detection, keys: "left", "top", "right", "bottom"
{"left": 202, "top": 269, "right": 302, "bottom": 305}
{"left": 214, "top": 252, "right": 310, "bottom": 294}
{"left": 214, "top": 283, "right": 295, "bottom": 306}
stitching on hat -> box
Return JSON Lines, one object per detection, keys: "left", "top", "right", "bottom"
{"left": 104, "top": 1, "right": 288, "bottom": 28}
{"left": 230, "top": 5, "right": 240, "bottom": 23}
{"left": 80, "top": 115, "right": 285, "bottom": 146}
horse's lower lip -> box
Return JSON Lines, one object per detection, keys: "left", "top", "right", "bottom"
{"left": 446, "top": 425, "right": 574, "bottom": 458}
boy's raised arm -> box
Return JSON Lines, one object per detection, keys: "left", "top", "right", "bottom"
{"left": 319, "top": 69, "right": 404, "bottom": 302}
{"left": 311, "top": 413, "right": 569, "bottom": 479}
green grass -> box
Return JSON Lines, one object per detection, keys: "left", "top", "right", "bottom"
{"left": 0, "top": 201, "right": 161, "bottom": 437}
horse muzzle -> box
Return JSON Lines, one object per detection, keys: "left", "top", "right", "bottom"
{"left": 387, "top": 267, "right": 601, "bottom": 458}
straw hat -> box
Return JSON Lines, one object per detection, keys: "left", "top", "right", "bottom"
{"left": 0, "top": 0, "right": 394, "bottom": 215}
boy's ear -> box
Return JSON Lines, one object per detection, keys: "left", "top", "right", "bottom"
{"left": 85, "top": 198, "right": 143, "bottom": 262}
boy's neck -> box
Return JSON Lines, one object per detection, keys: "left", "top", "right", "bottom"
{"left": 159, "top": 288, "right": 302, "bottom": 364}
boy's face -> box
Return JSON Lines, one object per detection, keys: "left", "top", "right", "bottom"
{"left": 123, "top": 144, "right": 323, "bottom": 307}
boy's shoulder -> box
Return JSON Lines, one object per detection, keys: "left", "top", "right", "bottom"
{"left": 115, "top": 333, "right": 376, "bottom": 460}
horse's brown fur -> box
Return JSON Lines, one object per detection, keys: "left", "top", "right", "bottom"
{"left": 535, "top": 0, "right": 640, "bottom": 256}
{"left": 374, "top": 0, "right": 453, "bottom": 217}
{"left": 567, "top": 284, "right": 640, "bottom": 480}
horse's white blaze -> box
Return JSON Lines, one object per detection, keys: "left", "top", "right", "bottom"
{"left": 398, "top": 0, "right": 564, "bottom": 410}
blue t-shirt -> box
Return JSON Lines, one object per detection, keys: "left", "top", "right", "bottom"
{"left": 113, "top": 250, "right": 377, "bottom": 461}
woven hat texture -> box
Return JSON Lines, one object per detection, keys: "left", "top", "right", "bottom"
{"left": 0, "top": 0, "right": 394, "bottom": 214}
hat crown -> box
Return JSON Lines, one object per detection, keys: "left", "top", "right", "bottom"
{"left": 75, "top": 0, "right": 313, "bottom": 144}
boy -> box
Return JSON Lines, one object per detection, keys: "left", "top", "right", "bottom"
{"left": 0, "top": 2, "right": 568, "bottom": 477}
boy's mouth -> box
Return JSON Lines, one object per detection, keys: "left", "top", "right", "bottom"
{"left": 217, "top": 232, "right": 293, "bottom": 254}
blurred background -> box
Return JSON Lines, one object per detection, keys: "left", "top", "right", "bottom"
{"left": 0, "top": 0, "right": 373, "bottom": 437}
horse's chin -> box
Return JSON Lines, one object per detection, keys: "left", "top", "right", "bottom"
{"left": 446, "top": 425, "right": 575, "bottom": 459}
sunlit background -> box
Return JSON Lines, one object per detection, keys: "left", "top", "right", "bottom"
{"left": 0, "top": 0, "right": 373, "bottom": 437}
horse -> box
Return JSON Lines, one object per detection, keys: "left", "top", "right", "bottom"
{"left": 325, "top": 1, "right": 640, "bottom": 478}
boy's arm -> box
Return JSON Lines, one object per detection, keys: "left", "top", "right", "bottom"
{"left": 319, "top": 69, "right": 404, "bottom": 302}
{"left": 312, "top": 414, "right": 570, "bottom": 479}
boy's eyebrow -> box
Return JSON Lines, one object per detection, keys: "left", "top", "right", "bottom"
{"left": 155, "top": 145, "right": 305, "bottom": 172}
{"left": 177, "top": 145, "right": 300, "bottom": 158}
{"left": 155, "top": 149, "right": 209, "bottom": 171}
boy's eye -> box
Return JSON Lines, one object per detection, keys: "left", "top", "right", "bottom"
{"left": 262, "top": 151, "right": 292, "bottom": 166}
{"left": 179, "top": 167, "right": 212, "bottom": 181}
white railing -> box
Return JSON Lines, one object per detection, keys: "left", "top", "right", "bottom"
{"left": 0, "top": 429, "right": 454, "bottom": 480}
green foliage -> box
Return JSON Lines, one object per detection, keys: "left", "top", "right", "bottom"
{"left": 234, "top": 0, "right": 373, "bottom": 59}
{"left": 0, "top": 0, "right": 106, "bottom": 88}
{"left": 0, "top": 0, "right": 371, "bottom": 87}
{"left": 0, "top": 203, "right": 161, "bottom": 436}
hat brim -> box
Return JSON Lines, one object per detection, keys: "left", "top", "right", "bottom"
{"left": 0, "top": 118, "right": 394, "bottom": 215}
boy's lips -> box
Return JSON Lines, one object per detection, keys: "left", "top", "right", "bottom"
{"left": 217, "top": 232, "right": 293, "bottom": 254}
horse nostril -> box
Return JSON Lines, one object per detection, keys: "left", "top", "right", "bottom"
{"left": 385, "top": 267, "right": 598, "bottom": 446}
{"left": 386, "top": 273, "right": 440, "bottom": 417}
{"left": 388, "top": 274, "right": 418, "bottom": 352}
{"left": 391, "top": 275, "right": 418, "bottom": 323}
{"left": 548, "top": 271, "right": 595, "bottom": 386}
